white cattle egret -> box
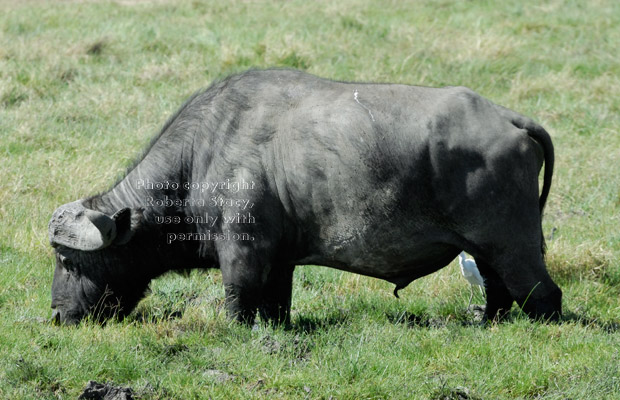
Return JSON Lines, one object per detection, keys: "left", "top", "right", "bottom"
{"left": 458, "top": 251, "right": 484, "bottom": 308}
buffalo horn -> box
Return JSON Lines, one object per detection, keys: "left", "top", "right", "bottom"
{"left": 48, "top": 200, "right": 117, "bottom": 251}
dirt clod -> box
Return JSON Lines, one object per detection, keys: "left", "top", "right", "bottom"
{"left": 78, "top": 381, "right": 134, "bottom": 400}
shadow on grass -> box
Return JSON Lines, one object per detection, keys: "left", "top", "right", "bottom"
{"left": 386, "top": 306, "right": 487, "bottom": 329}
{"left": 130, "top": 309, "right": 184, "bottom": 324}
{"left": 289, "top": 311, "right": 350, "bottom": 334}
{"left": 561, "top": 310, "right": 620, "bottom": 333}
{"left": 386, "top": 307, "right": 620, "bottom": 333}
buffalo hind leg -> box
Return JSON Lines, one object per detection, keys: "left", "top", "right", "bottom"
{"left": 482, "top": 246, "right": 562, "bottom": 321}
{"left": 476, "top": 260, "right": 514, "bottom": 321}
{"left": 259, "top": 265, "right": 295, "bottom": 326}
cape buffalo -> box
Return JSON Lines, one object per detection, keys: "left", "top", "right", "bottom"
{"left": 49, "top": 69, "right": 561, "bottom": 325}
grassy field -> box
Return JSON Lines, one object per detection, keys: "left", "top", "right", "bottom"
{"left": 1, "top": 0, "right": 619, "bottom": 398}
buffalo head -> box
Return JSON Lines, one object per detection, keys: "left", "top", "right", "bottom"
{"left": 48, "top": 200, "right": 147, "bottom": 324}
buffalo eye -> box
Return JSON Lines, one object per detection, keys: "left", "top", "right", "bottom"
{"left": 59, "top": 254, "right": 72, "bottom": 268}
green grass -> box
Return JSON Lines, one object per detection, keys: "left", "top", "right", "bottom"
{"left": 1, "top": 0, "right": 619, "bottom": 398}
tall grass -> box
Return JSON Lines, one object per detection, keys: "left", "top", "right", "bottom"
{"left": 1, "top": 0, "right": 619, "bottom": 398}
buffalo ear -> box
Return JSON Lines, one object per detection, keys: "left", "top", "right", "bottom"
{"left": 112, "top": 208, "right": 143, "bottom": 246}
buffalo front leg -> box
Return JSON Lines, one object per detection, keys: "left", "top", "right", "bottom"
{"left": 213, "top": 170, "right": 287, "bottom": 324}
{"left": 259, "top": 264, "right": 295, "bottom": 326}
{"left": 217, "top": 241, "right": 271, "bottom": 325}
{"left": 222, "top": 282, "right": 260, "bottom": 325}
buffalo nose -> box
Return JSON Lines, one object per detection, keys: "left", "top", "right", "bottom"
{"left": 50, "top": 309, "right": 61, "bottom": 325}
